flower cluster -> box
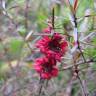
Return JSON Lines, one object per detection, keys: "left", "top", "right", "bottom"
{"left": 34, "top": 27, "right": 68, "bottom": 79}
{"left": 36, "top": 33, "right": 68, "bottom": 61}
{"left": 34, "top": 56, "right": 58, "bottom": 79}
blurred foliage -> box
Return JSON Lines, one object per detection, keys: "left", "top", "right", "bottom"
{"left": 0, "top": 0, "right": 96, "bottom": 96}
{"left": 3, "top": 38, "right": 24, "bottom": 60}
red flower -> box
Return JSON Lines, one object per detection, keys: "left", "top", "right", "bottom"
{"left": 36, "top": 33, "right": 68, "bottom": 61}
{"left": 34, "top": 56, "right": 58, "bottom": 79}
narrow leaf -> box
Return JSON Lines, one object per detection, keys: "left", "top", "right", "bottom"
{"left": 74, "top": 0, "right": 78, "bottom": 12}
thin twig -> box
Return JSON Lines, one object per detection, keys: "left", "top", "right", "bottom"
{"left": 77, "top": 75, "right": 88, "bottom": 96}
{"left": 25, "top": 0, "right": 29, "bottom": 32}
{"left": 52, "top": 7, "right": 55, "bottom": 29}
{"left": 60, "top": 59, "right": 96, "bottom": 71}
{"left": 38, "top": 78, "right": 44, "bottom": 96}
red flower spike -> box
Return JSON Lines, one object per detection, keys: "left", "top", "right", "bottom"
{"left": 34, "top": 56, "right": 58, "bottom": 79}
{"left": 36, "top": 33, "right": 68, "bottom": 61}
